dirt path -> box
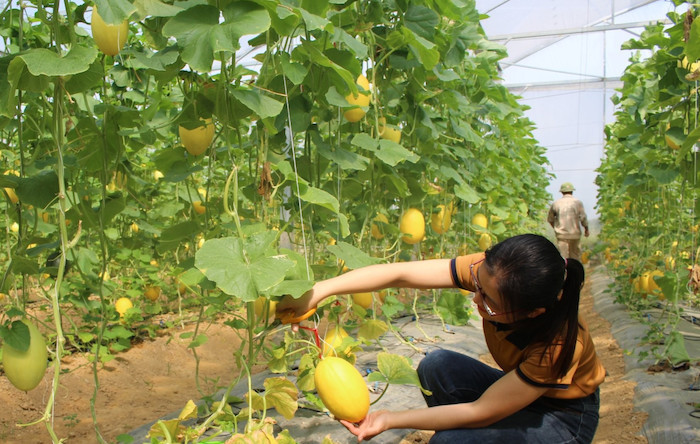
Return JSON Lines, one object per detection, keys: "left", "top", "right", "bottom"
{"left": 0, "top": 319, "right": 247, "bottom": 443}
{"left": 0, "top": 271, "right": 647, "bottom": 443}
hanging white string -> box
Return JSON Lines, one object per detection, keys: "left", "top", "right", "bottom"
{"left": 281, "top": 74, "right": 311, "bottom": 280}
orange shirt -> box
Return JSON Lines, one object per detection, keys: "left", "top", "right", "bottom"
{"left": 451, "top": 253, "right": 606, "bottom": 399}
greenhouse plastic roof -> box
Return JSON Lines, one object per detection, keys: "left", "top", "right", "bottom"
{"left": 474, "top": 0, "right": 679, "bottom": 217}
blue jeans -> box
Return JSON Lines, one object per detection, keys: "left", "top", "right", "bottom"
{"left": 417, "top": 349, "right": 599, "bottom": 444}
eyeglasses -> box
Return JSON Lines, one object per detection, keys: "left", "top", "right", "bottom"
{"left": 469, "top": 259, "right": 523, "bottom": 317}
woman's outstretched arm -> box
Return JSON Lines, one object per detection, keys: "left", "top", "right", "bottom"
{"left": 277, "top": 258, "right": 455, "bottom": 316}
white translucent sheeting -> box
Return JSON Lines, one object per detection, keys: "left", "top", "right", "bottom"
{"left": 474, "top": 0, "right": 681, "bottom": 218}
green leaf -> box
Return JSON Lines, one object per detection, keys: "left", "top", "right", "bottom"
{"left": 247, "top": 377, "right": 298, "bottom": 419}
{"left": 268, "top": 279, "right": 314, "bottom": 299}
{"left": 647, "top": 166, "right": 679, "bottom": 184}
{"left": 686, "top": 19, "right": 700, "bottom": 62}
{"left": 7, "top": 56, "right": 49, "bottom": 95}
{"left": 187, "top": 334, "right": 208, "bottom": 349}
{"left": 404, "top": 5, "right": 439, "bottom": 40}
{"left": 163, "top": 3, "right": 270, "bottom": 72}
{"left": 222, "top": 1, "right": 272, "bottom": 36}
{"left": 351, "top": 133, "right": 379, "bottom": 151}
{"left": 280, "top": 52, "right": 308, "bottom": 85}
{"left": 179, "top": 268, "right": 204, "bottom": 287}
{"left": 358, "top": 319, "right": 388, "bottom": 341}
{"left": 161, "top": 5, "right": 224, "bottom": 72}
{"left": 0, "top": 56, "right": 16, "bottom": 117}
{"left": 369, "top": 352, "right": 425, "bottom": 390}
{"left": 103, "top": 325, "right": 133, "bottom": 340}
{"left": 402, "top": 28, "right": 439, "bottom": 70}
{"left": 378, "top": 294, "right": 405, "bottom": 318}
{"left": 664, "top": 331, "right": 690, "bottom": 366}
{"left": 195, "top": 236, "right": 294, "bottom": 301}
{"left": 17, "top": 46, "right": 98, "bottom": 77}
{"left": 177, "top": 400, "right": 198, "bottom": 420}
{"left": 376, "top": 139, "right": 420, "bottom": 166}
{"left": 77, "top": 331, "right": 95, "bottom": 343}
{"left": 681, "top": 125, "right": 700, "bottom": 151}
{"left": 65, "top": 59, "right": 104, "bottom": 93}
{"left": 116, "top": 434, "right": 135, "bottom": 444}
{"left": 129, "top": 48, "right": 180, "bottom": 71}
{"left": 296, "top": 353, "right": 316, "bottom": 391}
{"left": 94, "top": 0, "right": 136, "bottom": 24}
{"left": 160, "top": 221, "right": 200, "bottom": 243}
{"left": 317, "top": 143, "right": 370, "bottom": 171}
{"left": 454, "top": 181, "right": 480, "bottom": 204}
{"left": 326, "top": 241, "right": 383, "bottom": 269}
{"left": 1, "top": 320, "right": 30, "bottom": 352}
{"left": 11, "top": 255, "right": 40, "bottom": 275}
{"left": 436, "top": 291, "right": 472, "bottom": 325}
{"left": 0, "top": 173, "right": 19, "bottom": 188}
{"left": 232, "top": 88, "right": 284, "bottom": 119}
{"left": 299, "top": 41, "right": 355, "bottom": 89}
{"left": 134, "top": 0, "right": 183, "bottom": 17}
{"left": 299, "top": 8, "right": 330, "bottom": 31}
{"left": 332, "top": 27, "right": 368, "bottom": 59}
{"left": 298, "top": 184, "right": 339, "bottom": 213}
{"left": 16, "top": 170, "right": 61, "bottom": 208}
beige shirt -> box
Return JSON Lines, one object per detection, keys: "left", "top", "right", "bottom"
{"left": 548, "top": 195, "right": 588, "bottom": 240}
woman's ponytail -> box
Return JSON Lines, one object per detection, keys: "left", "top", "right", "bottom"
{"left": 552, "top": 257, "right": 585, "bottom": 378}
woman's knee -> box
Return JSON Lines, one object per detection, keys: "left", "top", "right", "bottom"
{"left": 418, "top": 349, "right": 455, "bottom": 383}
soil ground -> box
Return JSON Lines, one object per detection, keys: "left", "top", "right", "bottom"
{"left": 0, "top": 267, "right": 647, "bottom": 443}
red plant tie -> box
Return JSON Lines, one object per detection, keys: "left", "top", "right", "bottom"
{"left": 299, "top": 325, "right": 322, "bottom": 357}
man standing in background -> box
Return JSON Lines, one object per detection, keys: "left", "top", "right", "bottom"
{"left": 548, "top": 182, "right": 589, "bottom": 260}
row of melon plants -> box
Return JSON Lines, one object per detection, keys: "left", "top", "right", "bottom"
{"left": 0, "top": 1, "right": 552, "bottom": 442}
{"left": 596, "top": 1, "right": 699, "bottom": 366}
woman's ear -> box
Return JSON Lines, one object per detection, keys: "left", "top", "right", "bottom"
{"left": 527, "top": 307, "right": 546, "bottom": 318}
{"left": 556, "top": 289, "right": 563, "bottom": 301}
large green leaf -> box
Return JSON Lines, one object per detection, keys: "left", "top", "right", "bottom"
{"left": 299, "top": 8, "right": 330, "bottom": 31}
{"left": 454, "top": 182, "right": 480, "bottom": 204}
{"left": 163, "top": 3, "right": 270, "bottom": 72}
{"left": 436, "top": 291, "right": 472, "bottom": 325}
{"left": 298, "top": 40, "right": 356, "bottom": 90}
{"left": 317, "top": 144, "right": 370, "bottom": 171}
{"left": 129, "top": 48, "right": 180, "bottom": 71}
{"left": 358, "top": 319, "right": 388, "bottom": 341}
{"left": 16, "top": 170, "right": 61, "bottom": 208}
{"left": 17, "top": 46, "right": 97, "bottom": 77}
{"left": 402, "top": 28, "right": 439, "bottom": 70}
{"left": 686, "top": 19, "right": 700, "bottom": 61}
{"left": 298, "top": 183, "right": 340, "bottom": 213}
{"left": 0, "top": 320, "right": 30, "bottom": 352}
{"left": 326, "top": 241, "right": 383, "bottom": 270}
{"left": 94, "top": 0, "right": 136, "bottom": 24}
{"left": 195, "top": 235, "right": 294, "bottom": 302}
{"left": 280, "top": 52, "right": 308, "bottom": 85}
{"left": 232, "top": 88, "right": 284, "bottom": 119}
{"left": 404, "top": 5, "right": 439, "bottom": 39}
{"left": 247, "top": 377, "right": 298, "bottom": 420}
{"left": 664, "top": 331, "right": 690, "bottom": 366}
{"left": 376, "top": 139, "right": 420, "bottom": 166}
{"left": 368, "top": 352, "right": 426, "bottom": 392}
{"left": 268, "top": 279, "right": 314, "bottom": 299}
{"left": 134, "top": 0, "right": 183, "bottom": 17}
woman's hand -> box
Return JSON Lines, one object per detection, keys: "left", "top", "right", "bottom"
{"left": 340, "top": 410, "right": 392, "bottom": 441}
{"left": 276, "top": 289, "right": 317, "bottom": 331}
{"left": 276, "top": 290, "right": 315, "bottom": 314}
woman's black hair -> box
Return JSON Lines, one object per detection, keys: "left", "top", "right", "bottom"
{"left": 483, "top": 234, "right": 585, "bottom": 378}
